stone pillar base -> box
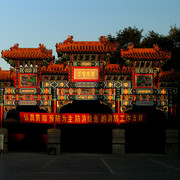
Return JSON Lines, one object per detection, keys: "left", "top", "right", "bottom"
{"left": 165, "top": 129, "right": 179, "bottom": 154}
{"left": 0, "top": 128, "right": 8, "bottom": 154}
{"left": 47, "top": 128, "right": 61, "bottom": 155}
{"left": 112, "top": 129, "right": 125, "bottom": 154}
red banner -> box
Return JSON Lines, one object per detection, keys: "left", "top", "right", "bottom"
{"left": 19, "top": 113, "right": 146, "bottom": 125}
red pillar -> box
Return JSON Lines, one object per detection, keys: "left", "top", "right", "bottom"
{"left": 52, "top": 100, "right": 57, "bottom": 128}
{"left": 52, "top": 100, "right": 57, "bottom": 114}
{"left": 170, "top": 106, "right": 174, "bottom": 120}
{"left": 0, "top": 106, "right": 4, "bottom": 128}
{"left": 115, "top": 101, "right": 121, "bottom": 113}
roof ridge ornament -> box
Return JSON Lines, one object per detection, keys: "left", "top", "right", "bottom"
{"left": 128, "top": 43, "right": 134, "bottom": 50}
{"left": 39, "top": 44, "right": 52, "bottom": 54}
{"left": 39, "top": 43, "right": 46, "bottom": 50}
{"left": 99, "top": 36, "right": 117, "bottom": 47}
{"left": 153, "top": 44, "right": 160, "bottom": 51}
{"left": 64, "top": 35, "right": 74, "bottom": 44}
{"left": 99, "top": 36, "right": 108, "bottom": 43}
{"left": 10, "top": 43, "right": 19, "bottom": 51}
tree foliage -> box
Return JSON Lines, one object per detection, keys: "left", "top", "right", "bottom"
{"left": 168, "top": 25, "right": 180, "bottom": 70}
{"left": 141, "top": 31, "right": 173, "bottom": 50}
{"left": 55, "top": 58, "right": 62, "bottom": 64}
{"left": 168, "top": 25, "right": 180, "bottom": 49}
{"left": 107, "top": 25, "right": 180, "bottom": 70}
{"left": 107, "top": 26, "right": 143, "bottom": 49}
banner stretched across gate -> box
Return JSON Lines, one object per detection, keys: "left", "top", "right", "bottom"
{"left": 19, "top": 112, "right": 146, "bottom": 125}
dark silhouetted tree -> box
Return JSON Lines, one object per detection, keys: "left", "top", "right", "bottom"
{"left": 168, "top": 25, "right": 180, "bottom": 70}
{"left": 107, "top": 25, "right": 180, "bottom": 70}
{"left": 141, "top": 31, "right": 173, "bottom": 50}
{"left": 107, "top": 26, "right": 143, "bottom": 64}
{"left": 107, "top": 26, "right": 143, "bottom": 49}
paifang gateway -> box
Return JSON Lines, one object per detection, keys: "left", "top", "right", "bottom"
{"left": 0, "top": 36, "right": 179, "bottom": 154}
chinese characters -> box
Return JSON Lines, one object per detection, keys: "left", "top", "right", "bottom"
{"left": 20, "top": 113, "right": 146, "bottom": 124}
{"left": 73, "top": 68, "right": 99, "bottom": 81}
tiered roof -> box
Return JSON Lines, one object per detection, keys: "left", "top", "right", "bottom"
{"left": 0, "top": 68, "right": 15, "bottom": 80}
{"left": 0, "top": 39, "right": 177, "bottom": 82}
{"left": 56, "top": 36, "right": 118, "bottom": 53}
{"left": 105, "top": 64, "right": 132, "bottom": 74}
{"left": 159, "top": 69, "right": 180, "bottom": 81}
{"left": 121, "top": 44, "right": 171, "bottom": 60}
{"left": 1, "top": 44, "right": 53, "bottom": 60}
{"left": 41, "top": 62, "right": 69, "bottom": 74}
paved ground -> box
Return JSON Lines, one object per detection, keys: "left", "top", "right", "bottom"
{"left": 0, "top": 153, "right": 180, "bottom": 180}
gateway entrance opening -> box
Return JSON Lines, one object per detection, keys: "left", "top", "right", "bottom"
{"left": 5, "top": 106, "right": 48, "bottom": 152}
{"left": 59, "top": 101, "right": 113, "bottom": 153}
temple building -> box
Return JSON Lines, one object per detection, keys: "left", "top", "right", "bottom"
{"left": 0, "top": 36, "right": 179, "bottom": 154}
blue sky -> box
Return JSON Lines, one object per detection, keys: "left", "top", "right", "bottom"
{"left": 0, "top": 0, "right": 179, "bottom": 70}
